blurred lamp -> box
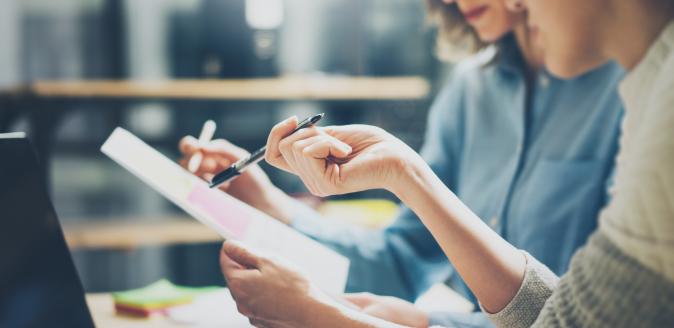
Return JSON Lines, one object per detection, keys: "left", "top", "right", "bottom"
{"left": 245, "top": 0, "right": 284, "bottom": 30}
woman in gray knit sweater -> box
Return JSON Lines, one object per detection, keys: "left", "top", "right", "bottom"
{"left": 218, "top": 1, "right": 674, "bottom": 327}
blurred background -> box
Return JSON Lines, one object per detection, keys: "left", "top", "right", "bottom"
{"left": 0, "top": 0, "right": 449, "bottom": 293}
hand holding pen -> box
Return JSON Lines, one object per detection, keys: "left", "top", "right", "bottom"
{"left": 209, "top": 113, "right": 325, "bottom": 188}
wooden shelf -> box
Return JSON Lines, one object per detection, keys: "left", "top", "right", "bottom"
{"left": 4, "top": 76, "right": 430, "bottom": 101}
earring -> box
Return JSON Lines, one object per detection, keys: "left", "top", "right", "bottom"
{"left": 507, "top": 0, "right": 525, "bottom": 12}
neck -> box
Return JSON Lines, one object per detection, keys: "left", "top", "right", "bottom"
{"left": 512, "top": 21, "right": 544, "bottom": 73}
{"left": 604, "top": 1, "right": 674, "bottom": 70}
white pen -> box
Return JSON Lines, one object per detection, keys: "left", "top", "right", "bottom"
{"left": 188, "top": 120, "right": 217, "bottom": 173}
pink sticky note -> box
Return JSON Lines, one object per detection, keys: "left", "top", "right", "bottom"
{"left": 187, "top": 184, "right": 251, "bottom": 239}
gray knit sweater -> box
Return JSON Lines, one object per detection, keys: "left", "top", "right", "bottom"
{"left": 486, "top": 231, "right": 674, "bottom": 328}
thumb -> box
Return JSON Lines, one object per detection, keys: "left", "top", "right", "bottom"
{"left": 265, "top": 116, "right": 299, "bottom": 172}
{"left": 222, "top": 240, "right": 262, "bottom": 270}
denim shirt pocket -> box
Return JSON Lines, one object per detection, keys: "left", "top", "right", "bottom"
{"left": 513, "top": 159, "right": 606, "bottom": 274}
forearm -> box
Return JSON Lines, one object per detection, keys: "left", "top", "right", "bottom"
{"left": 390, "top": 158, "right": 525, "bottom": 313}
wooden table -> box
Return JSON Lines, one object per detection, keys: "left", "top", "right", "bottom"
{"left": 86, "top": 285, "right": 473, "bottom": 328}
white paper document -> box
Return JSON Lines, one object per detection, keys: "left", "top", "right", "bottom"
{"left": 167, "top": 289, "right": 251, "bottom": 327}
{"left": 101, "top": 127, "right": 349, "bottom": 294}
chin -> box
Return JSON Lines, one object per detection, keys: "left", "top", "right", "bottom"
{"left": 476, "top": 29, "right": 509, "bottom": 44}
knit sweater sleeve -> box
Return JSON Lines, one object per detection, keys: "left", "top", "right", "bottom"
{"left": 482, "top": 251, "right": 559, "bottom": 328}
{"left": 485, "top": 231, "right": 674, "bottom": 328}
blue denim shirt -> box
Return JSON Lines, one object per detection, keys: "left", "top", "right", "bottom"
{"left": 291, "top": 36, "right": 624, "bottom": 327}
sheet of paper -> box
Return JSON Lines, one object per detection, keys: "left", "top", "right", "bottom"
{"left": 101, "top": 128, "right": 349, "bottom": 294}
{"left": 167, "top": 289, "right": 251, "bottom": 327}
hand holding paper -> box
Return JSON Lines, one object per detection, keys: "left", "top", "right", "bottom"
{"left": 178, "top": 136, "right": 294, "bottom": 224}
{"left": 220, "top": 240, "right": 334, "bottom": 328}
{"left": 102, "top": 128, "right": 349, "bottom": 294}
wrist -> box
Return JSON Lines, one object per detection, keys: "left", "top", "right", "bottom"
{"left": 299, "top": 293, "right": 348, "bottom": 328}
{"left": 387, "top": 151, "right": 431, "bottom": 201}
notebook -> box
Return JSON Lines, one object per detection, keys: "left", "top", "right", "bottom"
{"left": 101, "top": 128, "right": 349, "bottom": 294}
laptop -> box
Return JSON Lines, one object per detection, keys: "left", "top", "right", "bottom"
{"left": 0, "top": 133, "right": 95, "bottom": 328}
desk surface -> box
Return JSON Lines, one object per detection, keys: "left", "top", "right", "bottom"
{"left": 86, "top": 285, "right": 473, "bottom": 328}
{"left": 2, "top": 76, "right": 430, "bottom": 101}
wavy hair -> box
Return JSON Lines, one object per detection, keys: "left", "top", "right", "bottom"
{"left": 425, "top": 0, "right": 489, "bottom": 61}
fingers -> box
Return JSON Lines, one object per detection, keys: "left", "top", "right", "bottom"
{"left": 341, "top": 292, "right": 376, "bottom": 308}
{"left": 248, "top": 317, "right": 276, "bottom": 328}
{"left": 272, "top": 128, "right": 352, "bottom": 197}
{"left": 219, "top": 242, "right": 261, "bottom": 290}
{"left": 321, "top": 125, "right": 351, "bottom": 140}
{"left": 222, "top": 240, "right": 262, "bottom": 270}
{"left": 265, "top": 116, "right": 298, "bottom": 172}
{"left": 221, "top": 249, "right": 261, "bottom": 321}
{"left": 179, "top": 136, "right": 252, "bottom": 182}
{"left": 302, "top": 135, "right": 352, "bottom": 159}
{"left": 220, "top": 243, "right": 246, "bottom": 275}
{"left": 179, "top": 135, "right": 200, "bottom": 156}
{"left": 248, "top": 318, "right": 265, "bottom": 327}
{"left": 278, "top": 128, "right": 323, "bottom": 183}
{"left": 181, "top": 135, "right": 248, "bottom": 161}
{"left": 203, "top": 139, "right": 249, "bottom": 162}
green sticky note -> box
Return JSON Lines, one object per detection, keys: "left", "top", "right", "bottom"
{"left": 112, "top": 279, "right": 221, "bottom": 310}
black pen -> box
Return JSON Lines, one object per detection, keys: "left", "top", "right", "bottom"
{"left": 209, "top": 113, "right": 325, "bottom": 188}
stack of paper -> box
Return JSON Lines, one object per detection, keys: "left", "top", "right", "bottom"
{"left": 101, "top": 128, "right": 349, "bottom": 294}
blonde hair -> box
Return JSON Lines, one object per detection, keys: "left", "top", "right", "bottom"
{"left": 425, "top": 0, "right": 489, "bottom": 61}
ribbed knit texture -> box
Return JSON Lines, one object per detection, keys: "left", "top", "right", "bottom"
{"left": 487, "top": 232, "right": 674, "bottom": 328}
{"left": 483, "top": 251, "right": 558, "bottom": 328}
{"left": 533, "top": 232, "right": 674, "bottom": 327}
